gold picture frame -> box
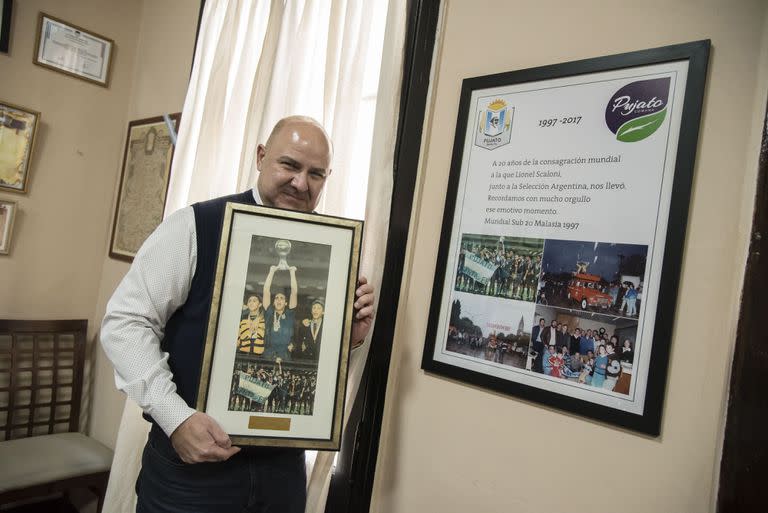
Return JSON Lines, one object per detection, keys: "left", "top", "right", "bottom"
{"left": 197, "top": 203, "right": 362, "bottom": 450}
{"left": 0, "top": 198, "right": 17, "bottom": 255}
{"left": 109, "top": 114, "right": 180, "bottom": 261}
{"left": 33, "top": 12, "right": 114, "bottom": 87}
{"left": 0, "top": 100, "right": 40, "bottom": 194}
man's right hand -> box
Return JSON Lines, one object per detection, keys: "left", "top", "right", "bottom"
{"left": 170, "top": 412, "right": 241, "bottom": 463}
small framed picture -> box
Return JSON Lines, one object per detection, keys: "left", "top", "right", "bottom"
{"left": 197, "top": 203, "right": 362, "bottom": 450}
{"left": 0, "top": 100, "right": 40, "bottom": 194}
{"left": 1, "top": 1, "right": 12, "bottom": 54}
{"left": 33, "top": 12, "right": 114, "bottom": 87}
{"left": 0, "top": 198, "right": 17, "bottom": 255}
{"left": 109, "top": 114, "right": 180, "bottom": 262}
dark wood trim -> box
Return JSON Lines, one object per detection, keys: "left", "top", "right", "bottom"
{"left": 717, "top": 94, "right": 768, "bottom": 513}
{"left": 324, "top": 1, "right": 441, "bottom": 511}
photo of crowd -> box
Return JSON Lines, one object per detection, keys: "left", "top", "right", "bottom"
{"left": 228, "top": 234, "right": 331, "bottom": 414}
{"left": 229, "top": 360, "right": 317, "bottom": 415}
{"left": 536, "top": 239, "right": 648, "bottom": 318}
{"left": 454, "top": 233, "right": 544, "bottom": 302}
{"left": 445, "top": 292, "right": 532, "bottom": 370}
{"left": 528, "top": 305, "right": 638, "bottom": 395}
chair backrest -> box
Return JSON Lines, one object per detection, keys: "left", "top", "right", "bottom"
{"left": 0, "top": 320, "right": 87, "bottom": 441}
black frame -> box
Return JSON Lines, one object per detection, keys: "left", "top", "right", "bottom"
{"left": 422, "top": 40, "right": 710, "bottom": 436}
{"left": 0, "top": 0, "right": 11, "bottom": 53}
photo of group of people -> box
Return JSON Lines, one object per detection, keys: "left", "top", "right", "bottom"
{"left": 445, "top": 292, "right": 533, "bottom": 370}
{"left": 528, "top": 305, "right": 638, "bottom": 395}
{"left": 454, "top": 233, "right": 544, "bottom": 302}
{"left": 228, "top": 234, "right": 331, "bottom": 414}
{"left": 535, "top": 239, "right": 648, "bottom": 318}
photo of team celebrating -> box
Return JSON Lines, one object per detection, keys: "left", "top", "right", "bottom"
{"left": 454, "top": 233, "right": 544, "bottom": 302}
{"left": 228, "top": 234, "right": 332, "bottom": 414}
{"left": 528, "top": 305, "right": 638, "bottom": 395}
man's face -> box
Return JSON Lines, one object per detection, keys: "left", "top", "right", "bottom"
{"left": 551, "top": 321, "right": 557, "bottom": 328}
{"left": 273, "top": 293, "right": 287, "bottom": 312}
{"left": 311, "top": 303, "right": 324, "bottom": 319}
{"left": 539, "top": 319, "right": 546, "bottom": 327}
{"left": 247, "top": 296, "right": 261, "bottom": 312}
{"left": 256, "top": 121, "right": 332, "bottom": 212}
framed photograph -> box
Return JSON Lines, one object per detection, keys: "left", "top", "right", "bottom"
{"left": 109, "top": 114, "right": 180, "bottom": 261}
{"left": 0, "top": 198, "right": 17, "bottom": 255}
{"left": 197, "top": 203, "right": 363, "bottom": 449}
{"left": 1, "top": 1, "right": 12, "bottom": 54}
{"left": 33, "top": 12, "right": 114, "bottom": 87}
{"left": 422, "top": 41, "right": 710, "bottom": 435}
{"left": 0, "top": 100, "right": 40, "bottom": 194}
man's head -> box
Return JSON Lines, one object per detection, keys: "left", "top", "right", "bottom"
{"left": 246, "top": 295, "right": 261, "bottom": 312}
{"left": 273, "top": 292, "right": 287, "bottom": 313}
{"left": 311, "top": 298, "right": 325, "bottom": 320}
{"left": 539, "top": 318, "right": 546, "bottom": 327}
{"left": 550, "top": 320, "right": 558, "bottom": 328}
{"left": 256, "top": 116, "right": 333, "bottom": 212}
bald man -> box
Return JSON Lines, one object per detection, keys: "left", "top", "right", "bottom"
{"left": 101, "top": 116, "right": 375, "bottom": 513}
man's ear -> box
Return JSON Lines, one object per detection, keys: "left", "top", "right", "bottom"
{"left": 256, "top": 144, "right": 266, "bottom": 170}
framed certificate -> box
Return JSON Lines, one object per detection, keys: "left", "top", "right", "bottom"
{"left": 0, "top": 198, "right": 17, "bottom": 255}
{"left": 33, "top": 12, "right": 114, "bottom": 87}
{"left": 0, "top": 100, "right": 40, "bottom": 194}
{"left": 197, "top": 203, "right": 363, "bottom": 449}
{"left": 109, "top": 114, "right": 181, "bottom": 262}
{"left": 422, "top": 41, "right": 710, "bottom": 435}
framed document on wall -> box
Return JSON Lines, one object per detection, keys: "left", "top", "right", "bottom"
{"left": 33, "top": 12, "right": 114, "bottom": 87}
{"left": 109, "top": 114, "right": 180, "bottom": 262}
{"left": 197, "top": 203, "right": 362, "bottom": 450}
{"left": 422, "top": 41, "right": 710, "bottom": 435}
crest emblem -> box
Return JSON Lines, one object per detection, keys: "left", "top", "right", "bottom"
{"left": 475, "top": 99, "right": 513, "bottom": 150}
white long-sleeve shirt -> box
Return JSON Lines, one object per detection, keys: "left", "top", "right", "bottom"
{"left": 100, "top": 189, "right": 262, "bottom": 436}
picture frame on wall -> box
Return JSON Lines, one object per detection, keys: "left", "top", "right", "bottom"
{"left": 421, "top": 41, "right": 710, "bottom": 436}
{"left": 109, "top": 114, "right": 180, "bottom": 262}
{"left": 33, "top": 12, "right": 114, "bottom": 87}
{"left": 0, "top": 198, "right": 17, "bottom": 255}
{"left": 0, "top": 0, "right": 12, "bottom": 54}
{"left": 0, "top": 100, "right": 40, "bottom": 194}
{"left": 197, "top": 203, "right": 362, "bottom": 450}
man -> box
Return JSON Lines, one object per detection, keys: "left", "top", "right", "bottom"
{"left": 542, "top": 319, "right": 558, "bottom": 347}
{"left": 556, "top": 322, "right": 569, "bottom": 350}
{"left": 530, "top": 318, "right": 546, "bottom": 373}
{"left": 101, "top": 116, "right": 375, "bottom": 513}
{"left": 298, "top": 298, "right": 325, "bottom": 360}
{"left": 262, "top": 265, "right": 298, "bottom": 363}
{"left": 238, "top": 294, "right": 265, "bottom": 354}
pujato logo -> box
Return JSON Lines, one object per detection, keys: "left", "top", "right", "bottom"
{"left": 605, "top": 77, "right": 670, "bottom": 142}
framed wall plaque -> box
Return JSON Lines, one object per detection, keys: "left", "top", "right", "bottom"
{"left": 422, "top": 41, "right": 710, "bottom": 435}
{"left": 0, "top": 198, "right": 17, "bottom": 255}
{"left": 109, "top": 114, "right": 180, "bottom": 261}
{"left": 0, "top": 100, "right": 40, "bottom": 194}
{"left": 197, "top": 203, "right": 362, "bottom": 449}
{"left": 33, "top": 12, "right": 114, "bottom": 87}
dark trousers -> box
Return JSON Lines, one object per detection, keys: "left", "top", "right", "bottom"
{"left": 137, "top": 426, "right": 306, "bottom": 513}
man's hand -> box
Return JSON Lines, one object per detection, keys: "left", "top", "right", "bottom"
{"left": 351, "top": 276, "right": 375, "bottom": 346}
{"left": 170, "top": 412, "right": 240, "bottom": 464}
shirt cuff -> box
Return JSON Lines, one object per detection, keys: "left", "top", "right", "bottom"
{"left": 150, "top": 393, "right": 196, "bottom": 437}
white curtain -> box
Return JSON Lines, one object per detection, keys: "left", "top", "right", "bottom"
{"left": 103, "top": 1, "right": 407, "bottom": 512}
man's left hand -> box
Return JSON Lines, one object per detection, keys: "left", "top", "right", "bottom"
{"left": 351, "top": 276, "right": 375, "bottom": 347}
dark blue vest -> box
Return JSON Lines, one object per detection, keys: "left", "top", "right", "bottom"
{"left": 159, "top": 189, "right": 257, "bottom": 415}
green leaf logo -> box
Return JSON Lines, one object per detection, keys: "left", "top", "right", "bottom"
{"left": 616, "top": 108, "right": 667, "bottom": 142}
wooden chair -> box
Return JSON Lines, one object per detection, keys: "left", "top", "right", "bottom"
{"left": 0, "top": 320, "right": 113, "bottom": 512}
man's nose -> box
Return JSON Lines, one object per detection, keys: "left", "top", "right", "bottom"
{"left": 291, "top": 171, "right": 309, "bottom": 192}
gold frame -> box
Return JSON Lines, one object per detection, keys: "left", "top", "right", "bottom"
{"left": 0, "top": 100, "right": 40, "bottom": 194}
{"left": 197, "top": 203, "right": 363, "bottom": 449}
{"left": 33, "top": 12, "right": 114, "bottom": 88}
{"left": 0, "top": 198, "right": 17, "bottom": 255}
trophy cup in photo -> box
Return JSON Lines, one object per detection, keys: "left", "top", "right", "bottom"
{"left": 275, "top": 239, "right": 292, "bottom": 270}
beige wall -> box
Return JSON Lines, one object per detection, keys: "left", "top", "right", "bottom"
{"left": 372, "top": 1, "right": 768, "bottom": 513}
{"left": 0, "top": 0, "right": 198, "bottom": 450}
